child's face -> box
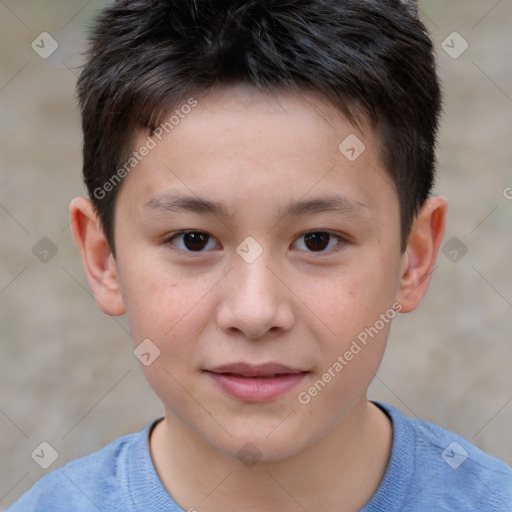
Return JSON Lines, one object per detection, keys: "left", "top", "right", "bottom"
{"left": 102, "top": 86, "right": 408, "bottom": 459}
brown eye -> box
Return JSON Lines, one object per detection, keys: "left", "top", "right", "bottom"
{"left": 183, "top": 232, "right": 209, "bottom": 251}
{"left": 167, "top": 231, "right": 219, "bottom": 252}
{"left": 304, "top": 232, "right": 332, "bottom": 251}
{"left": 293, "top": 231, "right": 343, "bottom": 253}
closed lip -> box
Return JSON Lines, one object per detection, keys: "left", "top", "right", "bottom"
{"left": 204, "top": 362, "right": 308, "bottom": 378}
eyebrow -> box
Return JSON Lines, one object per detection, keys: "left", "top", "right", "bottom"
{"left": 143, "top": 192, "right": 371, "bottom": 219}
{"left": 279, "top": 195, "right": 371, "bottom": 218}
{"left": 143, "top": 193, "right": 233, "bottom": 217}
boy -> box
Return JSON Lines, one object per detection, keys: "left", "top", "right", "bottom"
{"left": 9, "top": 0, "right": 511, "bottom": 510}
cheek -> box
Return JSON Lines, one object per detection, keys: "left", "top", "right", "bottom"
{"left": 301, "top": 260, "right": 398, "bottom": 340}
{"left": 117, "top": 246, "right": 179, "bottom": 319}
{"left": 122, "top": 269, "right": 212, "bottom": 407}
{"left": 117, "top": 253, "right": 209, "bottom": 353}
{"left": 294, "top": 256, "right": 398, "bottom": 411}
{"left": 296, "top": 317, "right": 391, "bottom": 427}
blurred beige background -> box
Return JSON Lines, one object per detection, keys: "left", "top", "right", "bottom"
{"left": 1, "top": 0, "right": 511, "bottom": 507}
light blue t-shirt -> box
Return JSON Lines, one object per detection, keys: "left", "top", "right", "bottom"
{"left": 7, "top": 402, "right": 512, "bottom": 511}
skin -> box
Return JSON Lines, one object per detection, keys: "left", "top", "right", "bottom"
{"left": 70, "top": 84, "right": 447, "bottom": 512}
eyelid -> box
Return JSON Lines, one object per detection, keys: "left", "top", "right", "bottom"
{"left": 292, "top": 230, "right": 349, "bottom": 254}
{"left": 164, "top": 230, "right": 221, "bottom": 253}
{"left": 163, "top": 229, "right": 349, "bottom": 254}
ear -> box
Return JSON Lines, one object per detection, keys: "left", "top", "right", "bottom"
{"left": 69, "top": 197, "right": 125, "bottom": 316}
{"left": 396, "top": 195, "right": 447, "bottom": 313}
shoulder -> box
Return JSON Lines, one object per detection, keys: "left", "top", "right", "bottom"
{"left": 7, "top": 425, "right": 151, "bottom": 512}
{"left": 377, "top": 402, "right": 512, "bottom": 511}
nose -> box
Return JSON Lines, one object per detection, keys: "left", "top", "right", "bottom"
{"left": 216, "top": 255, "right": 295, "bottom": 339}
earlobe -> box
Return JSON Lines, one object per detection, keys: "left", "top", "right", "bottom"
{"left": 396, "top": 196, "right": 447, "bottom": 313}
{"left": 69, "top": 197, "right": 125, "bottom": 316}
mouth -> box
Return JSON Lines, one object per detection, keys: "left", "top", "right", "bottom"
{"left": 204, "top": 363, "right": 309, "bottom": 402}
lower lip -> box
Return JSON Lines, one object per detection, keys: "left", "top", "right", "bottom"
{"left": 206, "top": 372, "right": 307, "bottom": 402}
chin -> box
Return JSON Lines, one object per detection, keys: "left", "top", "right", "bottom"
{"left": 211, "top": 423, "right": 315, "bottom": 465}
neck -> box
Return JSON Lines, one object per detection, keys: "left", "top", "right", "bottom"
{"left": 149, "top": 397, "right": 392, "bottom": 512}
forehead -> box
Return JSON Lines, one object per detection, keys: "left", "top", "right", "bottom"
{"left": 116, "top": 85, "right": 397, "bottom": 221}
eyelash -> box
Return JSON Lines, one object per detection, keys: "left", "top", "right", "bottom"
{"left": 163, "top": 230, "right": 347, "bottom": 255}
